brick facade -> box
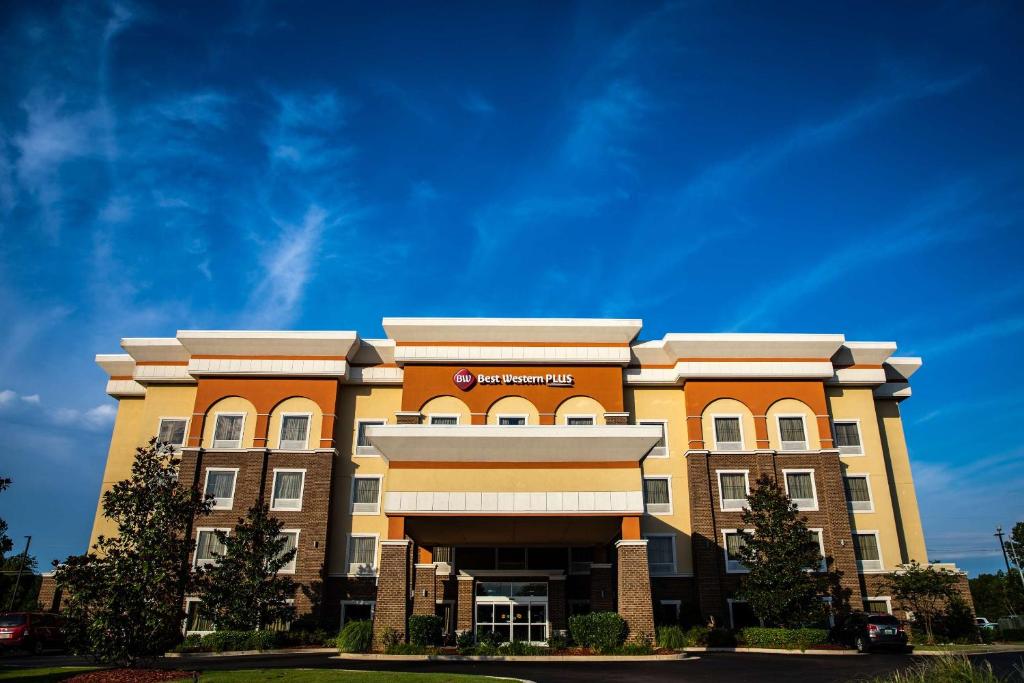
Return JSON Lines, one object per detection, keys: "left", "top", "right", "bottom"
{"left": 412, "top": 564, "right": 438, "bottom": 615}
{"left": 456, "top": 576, "right": 474, "bottom": 633}
{"left": 37, "top": 575, "right": 61, "bottom": 612}
{"left": 615, "top": 541, "right": 655, "bottom": 643}
{"left": 590, "top": 563, "right": 614, "bottom": 612}
{"left": 372, "top": 540, "right": 411, "bottom": 646}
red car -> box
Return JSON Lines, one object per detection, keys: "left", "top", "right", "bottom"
{"left": 0, "top": 612, "right": 65, "bottom": 654}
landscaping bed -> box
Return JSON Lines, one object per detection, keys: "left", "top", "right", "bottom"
{"left": 67, "top": 671, "right": 195, "bottom": 683}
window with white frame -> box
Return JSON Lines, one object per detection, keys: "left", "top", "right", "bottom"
{"left": 279, "top": 414, "right": 310, "bottom": 450}
{"left": 639, "top": 420, "right": 668, "bottom": 457}
{"left": 351, "top": 476, "right": 381, "bottom": 514}
{"left": 212, "top": 413, "right": 245, "bottom": 449}
{"left": 204, "top": 468, "right": 237, "bottom": 510}
{"left": 718, "top": 470, "right": 749, "bottom": 511}
{"left": 834, "top": 421, "right": 863, "bottom": 455}
{"left": 645, "top": 535, "right": 675, "bottom": 575}
{"left": 347, "top": 535, "right": 377, "bottom": 575}
{"left": 271, "top": 470, "right": 305, "bottom": 511}
{"left": 713, "top": 416, "right": 743, "bottom": 450}
{"left": 340, "top": 600, "right": 375, "bottom": 626}
{"left": 185, "top": 599, "right": 214, "bottom": 634}
{"left": 659, "top": 600, "right": 682, "bottom": 625}
{"left": 158, "top": 418, "right": 188, "bottom": 447}
{"left": 566, "top": 415, "right": 594, "bottom": 425}
{"left": 355, "top": 419, "right": 385, "bottom": 455}
{"left": 194, "top": 528, "right": 228, "bottom": 567}
{"left": 429, "top": 415, "right": 459, "bottom": 425}
{"left": 498, "top": 415, "right": 526, "bottom": 425}
{"left": 723, "top": 530, "right": 750, "bottom": 573}
{"left": 808, "top": 529, "right": 827, "bottom": 571}
{"left": 843, "top": 475, "right": 873, "bottom": 512}
{"left": 568, "top": 547, "right": 593, "bottom": 574}
{"left": 784, "top": 470, "right": 818, "bottom": 510}
{"left": 864, "top": 597, "right": 892, "bottom": 614}
{"left": 643, "top": 477, "right": 671, "bottom": 515}
{"left": 277, "top": 531, "right": 298, "bottom": 573}
{"left": 853, "top": 532, "right": 883, "bottom": 571}
{"left": 778, "top": 416, "right": 807, "bottom": 450}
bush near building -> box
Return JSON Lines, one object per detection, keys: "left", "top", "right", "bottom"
{"left": 337, "top": 620, "right": 374, "bottom": 653}
{"left": 568, "top": 612, "right": 627, "bottom": 653}
{"left": 737, "top": 627, "right": 829, "bottom": 650}
{"left": 408, "top": 615, "right": 444, "bottom": 647}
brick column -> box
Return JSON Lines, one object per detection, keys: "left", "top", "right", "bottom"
{"left": 549, "top": 577, "right": 567, "bottom": 634}
{"left": 604, "top": 412, "right": 630, "bottom": 425}
{"left": 590, "top": 564, "right": 614, "bottom": 611}
{"left": 37, "top": 575, "right": 61, "bottom": 612}
{"left": 687, "top": 450, "right": 727, "bottom": 624}
{"left": 412, "top": 564, "right": 438, "bottom": 615}
{"left": 816, "top": 450, "right": 861, "bottom": 611}
{"left": 395, "top": 412, "right": 422, "bottom": 425}
{"left": 373, "top": 540, "right": 410, "bottom": 647}
{"left": 456, "top": 575, "right": 475, "bottom": 635}
{"left": 616, "top": 540, "right": 655, "bottom": 643}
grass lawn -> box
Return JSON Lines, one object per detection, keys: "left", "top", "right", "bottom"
{"left": 0, "top": 667, "right": 99, "bottom": 682}
{"left": 195, "top": 672, "right": 519, "bottom": 682}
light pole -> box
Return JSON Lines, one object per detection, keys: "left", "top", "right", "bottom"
{"left": 6, "top": 536, "right": 31, "bottom": 612}
{"left": 996, "top": 526, "right": 1012, "bottom": 574}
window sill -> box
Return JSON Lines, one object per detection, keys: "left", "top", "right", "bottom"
{"left": 720, "top": 503, "right": 747, "bottom": 512}
{"left": 270, "top": 506, "right": 303, "bottom": 513}
{"left": 351, "top": 510, "right": 381, "bottom": 516}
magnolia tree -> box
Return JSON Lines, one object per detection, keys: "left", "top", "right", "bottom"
{"left": 197, "top": 504, "right": 297, "bottom": 631}
{"left": 885, "top": 561, "right": 960, "bottom": 644}
{"left": 54, "top": 439, "right": 211, "bottom": 666}
{"left": 736, "top": 474, "right": 832, "bottom": 627}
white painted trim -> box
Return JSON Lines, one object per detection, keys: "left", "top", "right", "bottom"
{"left": 278, "top": 412, "right": 312, "bottom": 450}
{"left": 832, "top": 418, "right": 864, "bottom": 455}
{"left": 270, "top": 469, "right": 306, "bottom": 512}
{"left": 277, "top": 529, "right": 300, "bottom": 574}
{"left": 351, "top": 474, "right": 383, "bottom": 515}
{"left": 864, "top": 596, "right": 893, "bottom": 614}
{"left": 776, "top": 413, "right": 808, "bottom": 451}
{"left": 659, "top": 599, "right": 682, "bottom": 622}
{"left": 637, "top": 419, "right": 669, "bottom": 457}
{"left": 347, "top": 533, "right": 380, "bottom": 577}
{"left": 716, "top": 469, "right": 750, "bottom": 512}
{"left": 157, "top": 416, "right": 190, "bottom": 447}
{"left": 711, "top": 414, "right": 744, "bottom": 451}
{"left": 355, "top": 418, "right": 387, "bottom": 456}
{"left": 642, "top": 533, "right": 676, "bottom": 575}
{"left": 496, "top": 414, "right": 529, "bottom": 426}
{"left": 203, "top": 468, "right": 239, "bottom": 510}
{"left": 428, "top": 414, "right": 461, "bottom": 425}
{"left": 853, "top": 530, "right": 884, "bottom": 572}
{"left": 642, "top": 475, "right": 673, "bottom": 516}
{"left": 212, "top": 412, "right": 246, "bottom": 449}
{"left": 844, "top": 473, "right": 875, "bottom": 513}
{"left": 563, "top": 414, "right": 596, "bottom": 426}
{"left": 193, "top": 527, "right": 230, "bottom": 567}
{"left": 340, "top": 600, "right": 376, "bottom": 626}
{"left": 722, "top": 528, "right": 754, "bottom": 574}
{"left": 782, "top": 468, "right": 819, "bottom": 512}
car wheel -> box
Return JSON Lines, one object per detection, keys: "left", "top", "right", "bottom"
{"left": 855, "top": 636, "right": 868, "bottom": 653}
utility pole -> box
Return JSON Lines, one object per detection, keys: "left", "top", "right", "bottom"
{"left": 6, "top": 536, "right": 31, "bottom": 612}
{"left": 1007, "top": 536, "right": 1024, "bottom": 589}
{"left": 996, "top": 527, "right": 1012, "bottom": 574}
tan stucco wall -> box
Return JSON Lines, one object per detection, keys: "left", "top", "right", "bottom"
{"left": 201, "top": 396, "right": 258, "bottom": 448}
{"left": 486, "top": 396, "right": 540, "bottom": 424}
{"left": 554, "top": 396, "right": 607, "bottom": 424}
{"left": 875, "top": 399, "right": 928, "bottom": 564}
{"left": 701, "top": 397, "right": 757, "bottom": 451}
{"left": 266, "top": 396, "right": 323, "bottom": 449}
{"left": 420, "top": 395, "right": 472, "bottom": 424}
{"left": 766, "top": 397, "right": 821, "bottom": 450}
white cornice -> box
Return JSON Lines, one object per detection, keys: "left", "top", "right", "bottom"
{"left": 96, "top": 353, "right": 135, "bottom": 377}
{"left": 176, "top": 330, "right": 358, "bottom": 358}
{"left": 382, "top": 317, "right": 642, "bottom": 344}
{"left": 393, "top": 344, "right": 631, "bottom": 365}
{"left": 884, "top": 357, "right": 922, "bottom": 381}
{"left": 120, "top": 337, "right": 188, "bottom": 363}
{"left": 187, "top": 357, "right": 348, "bottom": 377}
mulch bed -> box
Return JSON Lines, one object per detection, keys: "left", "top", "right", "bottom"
{"left": 68, "top": 670, "right": 197, "bottom": 682}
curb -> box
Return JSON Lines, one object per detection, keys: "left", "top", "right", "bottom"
{"left": 684, "top": 646, "right": 860, "bottom": 656}
{"left": 334, "top": 653, "right": 692, "bottom": 662}
{"left": 164, "top": 647, "right": 337, "bottom": 659}
{"left": 912, "top": 647, "right": 1024, "bottom": 657}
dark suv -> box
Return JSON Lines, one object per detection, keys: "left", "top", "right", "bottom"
{"left": 0, "top": 612, "right": 65, "bottom": 654}
{"left": 831, "top": 612, "right": 908, "bottom": 653}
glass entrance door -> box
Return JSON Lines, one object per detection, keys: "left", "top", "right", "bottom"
{"left": 475, "top": 581, "right": 548, "bottom": 643}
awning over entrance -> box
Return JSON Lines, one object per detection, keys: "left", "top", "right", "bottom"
{"left": 365, "top": 424, "right": 663, "bottom": 464}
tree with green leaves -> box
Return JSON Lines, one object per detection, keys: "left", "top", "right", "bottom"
{"left": 735, "top": 474, "right": 832, "bottom": 627}
{"left": 196, "top": 504, "right": 297, "bottom": 631}
{"left": 970, "top": 572, "right": 1024, "bottom": 621}
{"left": 53, "top": 439, "right": 211, "bottom": 666}
{"left": 884, "top": 561, "right": 960, "bottom": 644}
{"left": 0, "top": 477, "right": 13, "bottom": 558}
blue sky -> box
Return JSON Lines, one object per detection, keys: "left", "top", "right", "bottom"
{"left": 0, "top": 1, "right": 1021, "bottom": 576}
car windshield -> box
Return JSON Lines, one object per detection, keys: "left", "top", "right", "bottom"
{"left": 868, "top": 615, "right": 899, "bottom": 625}
{"left": 0, "top": 615, "right": 26, "bottom": 626}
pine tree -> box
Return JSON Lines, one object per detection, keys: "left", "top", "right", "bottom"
{"left": 197, "top": 504, "right": 297, "bottom": 631}
{"left": 736, "top": 474, "right": 831, "bottom": 627}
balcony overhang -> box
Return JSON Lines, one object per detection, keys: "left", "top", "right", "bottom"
{"left": 365, "top": 425, "right": 663, "bottom": 464}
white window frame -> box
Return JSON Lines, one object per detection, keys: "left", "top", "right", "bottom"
{"left": 428, "top": 414, "right": 461, "bottom": 425}
{"left": 864, "top": 596, "right": 893, "bottom": 614}
{"left": 717, "top": 469, "right": 750, "bottom": 511}
{"left": 277, "top": 412, "right": 312, "bottom": 450}
{"left": 340, "top": 600, "right": 376, "bottom": 626}
{"left": 347, "top": 533, "right": 379, "bottom": 576}
{"left": 644, "top": 533, "right": 676, "bottom": 575}
{"left": 351, "top": 475, "right": 383, "bottom": 515}
{"left": 711, "top": 414, "right": 744, "bottom": 451}
{"left": 277, "top": 529, "right": 300, "bottom": 574}
{"left": 659, "top": 599, "right": 682, "bottom": 623}
{"left": 642, "top": 475, "right": 673, "bottom": 515}
{"left": 496, "top": 414, "right": 528, "bottom": 426}
{"left": 844, "top": 473, "right": 875, "bottom": 513}
{"left": 833, "top": 418, "right": 864, "bottom": 456}
{"left": 193, "top": 527, "right": 230, "bottom": 567}
{"left": 776, "top": 414, "right": 808, "bottom": 451}
{"left": 807, "top": 528, "right": 827, "bottom": 572}
{"left": 638, "top": 419, "right": 669, "bottom": 457}
{"left": 355, "top": 418, "right": 386, "bottom": 456}
{"left": 157, "top": 417, "right": 190, "bottom": 448}
{"left": 270, "top": 469, "right": 306, "bottom": 512}
{"left": 782, "top": 468, "right": 819, "bottom": 511}
{"left": 203, "top": 467, "right": 238, "bottom": 510}
{"left": 211, "top": 412, "right": 246, "bottom": 449}
{"left": 722, "top": 529, "right": 753, "bottom": 574}
{"left": 853, "top": 530, "right": 884, "bottom": 572}
{"left": 564, "top": 414, "right": 596, "bottom": 426}
{"left": 184, "top": 597, "right": 214, "bottom": 635}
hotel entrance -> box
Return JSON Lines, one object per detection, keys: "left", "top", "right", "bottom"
{"left": 475, "top": 581, "right": 548, "bottom": 643}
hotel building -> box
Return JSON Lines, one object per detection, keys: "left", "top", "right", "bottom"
{"left": 69, "top": 318, "right": 967, "bottom": 642}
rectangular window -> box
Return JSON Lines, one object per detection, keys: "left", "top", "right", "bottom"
{"left": 639, "top": 420, "right": 668, "bottom": 457}
{"left": 864, "top": 598, "right": 891, "bottom": 614}
{"left": 784, "top": 470, "right": 818, "bottom": 510}
{"left": 204, "top": 469, "right": 237, "bottom": 510}
{"left": 429, "top": 415, "right": 459, "bottom": 425}
{"left": 433, "top": 546, "right": 453, "bottom": 563}
{"left": 713, "top": 416, "right": 743, "bottom": 450}
{"left": 778, "top": 416, "right": 807, "bottom": 450}
{"left": 158, "top": 418, "right": 188, "bottom": 447}
{"left": 356, "top": 419, "right": 385, "bottom": 455}
{"left": 271, "top": 470, "right": 305, "bottom": 511}
{"left": 498, "top": 416, "right": 526, "bottom": 426}
{"left": 718, "top": 471, "right": 749, "bottom": 511}
{"left": 195, "top": 529, "right": 228, "bottom": 566}
{"left": 185, "top": 600, "right": 214, "bottom": 633}
{"left": 808, "top": 529, "right": 827, "bottom": 571}
{"left": 645, "top": 535, "right": 674, "bottom": 575}
{"left": 279, "top": 415, "right": 310, "bottom": 450}
{"left": 854, "top": 533, "right": 882, "bottom": 571}
{"left": 213, "top": 414, "right": 244, "bottom": 449}
{"left": 724, "top": 531, "right": 749, "bottom": 573}
{"left": 834, "top": 421, "right": 863, "bottom": 455}
{"left": 347, "top": 535, "right": 377, "bottom": 575}
{"left": 566, "top": 416, "right": 594, "bottom": 425}
{"left": 340, "top": 601, "right": 375, "bottom": 626}
{"left": 643, "top": 477, "right": 671, "bottom": 515}
{"left": 277, "top": 531, "right": 298, "bottom": 573}
{"left": 843, "top": 475, "right": 873, "bottom": 512}
{"left": 568, "top": 547, "right": 593, "bottom": 574}
{"left": 497, "top": 547, "right": 527, "bottom": 570}
{"left": 352, "top": 477, "right": 381, "bottom": 514}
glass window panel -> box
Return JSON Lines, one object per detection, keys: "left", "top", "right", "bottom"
{"left": 187, "top": 601, "right": 214, "bottom": 632}
{"left": 159, "top": 419, "right": 187, "bottom": 446}
{"left": 643, "top": 479, "right": 670, "bottom": 505}
{"left": 476, "top": 604, "right": 492, "bottom": 623}
{"left": 844, "top": 476, "right": 870, "bottom": 502}
{"left": 280, "top": 415, "right": 309, "bottom": 446}
{"left": 566, "top": 416, "right": 594, "bottom": 425}
{"left": 854, "top": 534, "right": 880, "bottom": 561}
{"left": 715, "top": 417, "right": 741, "bottom": 443}
{"left": 647, "top": 537, "right": 673, "bottom": 565}
{"left": 497, "top": 548, "right": 526, "bottom": 569}
{"left": 720, "top": 473, "right": 747, "bottom": 500}
{"left": 498, "top": 416, "right": 526, "bottom": 425}
{"left": 214, "top": 415, "right": 243, "bottom": 443}
{"left": 430, "top": 415, "right": 458, "bottom": 425}
{"left": 530, "top": 625, "right": 545, "bottom": 642}
{"left": 513, "top": 582, "right": 547, "bottom": 597}
{"left": 640, "top": 421, "right": 666, "bottom": 448}
{"left": 494, "top": 605, "right": 510, "bottom": 623}
{"left": 530, "top": 605, "right": 546, "bottom": 622}
{"left": 779, "top": 417, "right": 806, "bottom": 443}
{"left": 725, "top": 533, "right": 746, "bottom": 560}
{"left": 513, "top": 625, "right": 529, "bottom": 641}
{"left": 348, "top": 536, "right": 376, "bottom": 566}
{"left": 205, "top": 471, "right": 235, "bottom": 500}
{"left": 196, "top": 530, "right": 226, "bottom": 562}
{"left": 493, "top": 625, "right": 510, "bottom": 641}
{"left": 786, "top": 473, "right": 814, "bottom": 500}
{"left": 278, "top": 532, "right": 297, "bottom": 571}
{"left": 835, "top": 422, "right": 861, "bottom": 447}
{"left": 273, "top": 472, "right": 303, "bottom": 506}
{"left": 513, "top": 606, "right": 528, "bottom": 623}
{"left": 865, "top": 600, "right": 889, "bottom": 614}
{"left": 357, "top": 421, "right": 383, "bottom": 447}
{"left": 353, "top": 478, "right": 380, "bottom": 504}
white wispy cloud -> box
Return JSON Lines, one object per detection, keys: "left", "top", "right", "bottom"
{"left": 563, "top": 80, "right": 650, "bottom": 167}
{"left": 266, "top": 90, "right": 351, "bottom": 172}
{"left": 459, "top": 92, "right": 495, "bottom": 115}
{"left": 917, "top": 317, "right": 1024, "bottom": 357}
{"left": 0, "top": 389, "right": 16, "bottom": 405}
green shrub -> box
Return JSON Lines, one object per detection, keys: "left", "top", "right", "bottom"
{"left": 547, "top": 632, "right": 568, "bottom": 650}
{"left": 380, "top": 627, "right": 400, "bottom": 651}
{"left": 706, "top": 628, "right": 737, "bottom": 647}
{"left": 456, "top": 630, "right": 476, "bottom": 654}
{"left": 683, "top": 626, "right": 709, "bottom": 646}
{"left": 408, "top": 614, "right": 443, "bottom": 647}
{"left": 657, "top": 625, "right": 686, "bottom": 650}
{"left": 336, "top": 620, "right": 373, "bottom": 653}
{"left": 385, "top": 643, "right": 430, "bottom": 655}
{"left": 866, "top": 654, "right": 1002, "bottom": 683}
{"left": 998, "top": 628, "right": 1024, "bottom": 642}
{"left": 199, "top": 630, "right": 284, "bottom": 652}
{"left": 610, "top": 641, "right": 654, "bottom": 655}
{"left": 281, "top": 628, "right": 330, "bottom": 647}
{"left": 738, "top": 627, "right": 829, "bottom": 650}
{"left": 568, "top": 612, "right": 627, "bottom": 653}
{"left": 172, "top": 634, "right": 203, "bottom": 652}
{"left": 498, "top": 641, "right": 546, "bottom": 655}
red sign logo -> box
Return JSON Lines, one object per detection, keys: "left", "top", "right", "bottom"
{"left": 453, "top": 368, "right": 476, "bottom": 391}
